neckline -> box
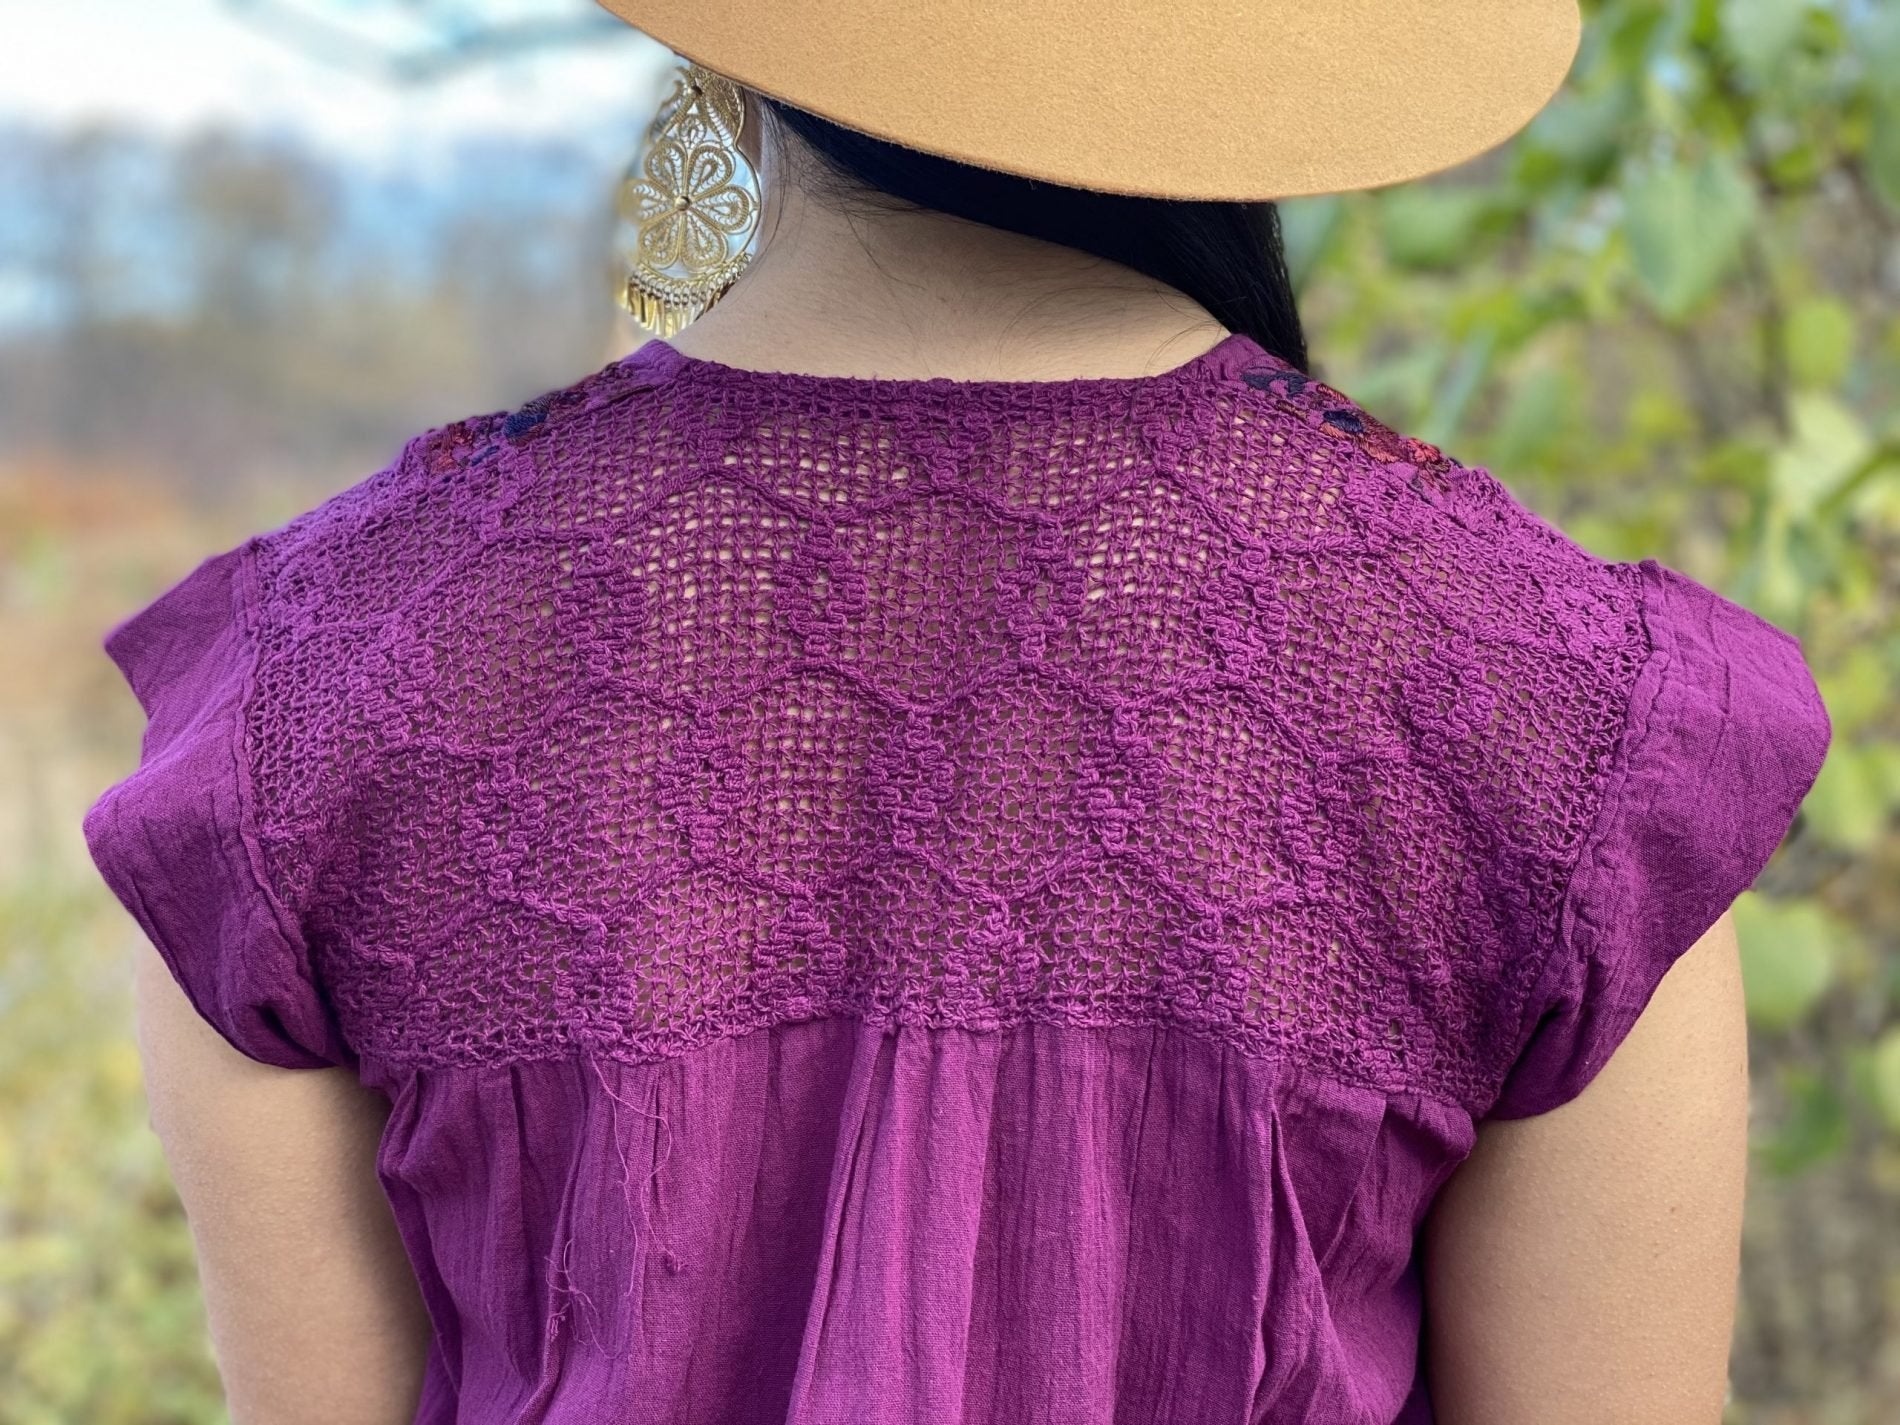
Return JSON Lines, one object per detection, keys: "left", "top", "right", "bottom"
{"left": 624, "top": 328, "right": 1269, "bottom": 393}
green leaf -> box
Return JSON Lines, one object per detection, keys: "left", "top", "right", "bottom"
{"left": 1855, "top": 4, "right": 1900, "bottom": 105}
{"left": 1417, "top": 327, "right": 1498, "bottom": 449}
{"left": 1722, "top": 0, "right": 1810, "bottom": 85}
{"left": 1870, "top": 1028, "right": 1900, "bottom": 1136}
{"left": 1872, "top": 744, "right": 1900, "bottom": 802}
{"left": 1869, "top": 93, "right": 1900, "bottom": 213}
{"left": 1276, "top": 195, "right": 1343, "bottom": 291}
{"left": 1738, "top": 501, "right": 1808, "bottom": 629}
{"left": 1815, "top": 647, "right": 1893, "bottom": 737}
{"left": 1606, "top": 0, "right": 1674, "bottom": 75}
{"left": 1756, "top": 1064, "right": 1850, "bottom": 1175}
{"left": 1562, "top": 513, "right": 1649, "bottom": 564}
{"left": 1519, "top": 82, "right": 1629, "bottom": 184}
{"left": 1770, "top": 391, "right": 1873, "bottom": 516}
{"left": 1786, "top": 295, "right": 1856, "bottom": 388}
{"left": 1347, "top": 346, "right": 1443, "bottom": 422}
{"left": 1732, "top": 891, "right": 1840, "bottom": 1032}
{"left": 1863, "top": 4, "right": 1900, "bottom": 206}
{"left": 1846, "top": 455, "right": 1900, "bottom": 529}
{"left": 1624, "top": 385, "right": 1700, "bottom": 445}
{"left": 1623, "top": 152, "right": 1758, "bottom": 321}
{"left": 1489, "top": 364, "right": 1572, "bottom": 471}
{"left": 1377, "top": 186, "right": 1492, "bottom": 271}
{"left": 1801, "top": 744, "right": 1895, "bottom": 853}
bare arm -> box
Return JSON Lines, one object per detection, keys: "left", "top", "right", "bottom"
{"left": 1421, "top": 910, "right": 1749, "bottom": 1425}
{"left": 133, "top": 939, "right": 434, "bottom": 1425}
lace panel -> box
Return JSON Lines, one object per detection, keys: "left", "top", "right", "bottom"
{"left": 244, "top": 347, "right": 1648, "bottom": 1109}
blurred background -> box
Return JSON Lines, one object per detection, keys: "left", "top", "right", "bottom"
{"left": 2, "top": 0, "right": 1896, "bottom": 1420}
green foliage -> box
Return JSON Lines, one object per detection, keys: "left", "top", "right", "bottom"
{"left": 1757, "top": 1063, "right": 1852, "bottom": 1176}
{"left": 1801, "top": 741, "right": 1900, "bottom": 853}
{"left": 1734, "top": 891, "right": 1845, "bottom": 1031}
{"left": 0, "top": 875, "right": 226, "bottom": 1424}
{"left": 1624, "top": 151, "right": 1758, "bottom": 321}
{"left": 1377, "top": 186, "right": 1497, "bottom": 271}
{"left": 1787, "top": 295, "right": 1856, "bottom": 388}
{"left": 1869, "top": 1027, "right": 1900, "bottom": 1133}
{"left": 1720, "top": 0, "right": 1810, "bottom": 87}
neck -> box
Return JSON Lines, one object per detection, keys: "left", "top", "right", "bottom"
{"left": 657, "top": 139, "right": 1231, "bottom": 383}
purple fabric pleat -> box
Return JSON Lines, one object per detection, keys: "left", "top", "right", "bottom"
{"left": 372, "top": 1021, "right": 1465, "bottom": 1424}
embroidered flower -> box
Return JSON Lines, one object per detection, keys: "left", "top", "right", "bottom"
{"left": 1243, "top": 361, "right": 1457, "bottom": 481}
{"left": 504, "top": 399, "right": 550, "bottom": 440}
{"left": 1241, "top": 365, "right": 1312, "bottom": 400}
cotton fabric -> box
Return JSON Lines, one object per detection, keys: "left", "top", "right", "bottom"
{"left": 83, "top": 329, "right": 1831, "bottom": 1423}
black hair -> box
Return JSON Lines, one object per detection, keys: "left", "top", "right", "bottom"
{"left": 753, "top": 98, "right": 1309, "bottom": 373}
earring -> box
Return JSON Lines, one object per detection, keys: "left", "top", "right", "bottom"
{"left": 617, "top": 61, "right": 761, "bottom": 337}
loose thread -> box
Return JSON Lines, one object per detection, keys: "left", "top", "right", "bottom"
{"left": 546, "top": 1231, "right": 605, "bottom": 1350}
{"left": 587, "top": 1054, "right": 676, "bottom": 1304}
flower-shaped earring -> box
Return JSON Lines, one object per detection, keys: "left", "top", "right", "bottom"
{"left": 618, "top": 61, "right": 761, "bottom": 337}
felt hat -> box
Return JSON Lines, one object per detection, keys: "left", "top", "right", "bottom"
{"left": 592, "top": 1, "right": 1582, "bottom": 201}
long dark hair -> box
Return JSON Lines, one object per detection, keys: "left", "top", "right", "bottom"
{"left": 754, "top": 98, "right": 1309, "bottom": 373}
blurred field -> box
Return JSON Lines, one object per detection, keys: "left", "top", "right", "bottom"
{"left": 4, "top": 0, "right": 1900, "bottom": 1421}
{"left": 1, "top": 457, "right": 272, "bottom": 1419}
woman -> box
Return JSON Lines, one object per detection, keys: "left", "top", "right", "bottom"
{"left": 85, "top": 3, "right": 1830, "bottom": 1422}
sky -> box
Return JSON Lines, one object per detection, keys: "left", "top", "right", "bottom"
{"left": 0, "top": 0, "right": 676, "bottom": 168}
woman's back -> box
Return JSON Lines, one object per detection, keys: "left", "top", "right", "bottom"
{"left": 84, "top": 327, "right": 1827, "bottom": 1422}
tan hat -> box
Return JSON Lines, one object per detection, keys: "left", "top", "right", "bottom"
{"left": 592, "top": 1, "right": 1581, "bottom": 202}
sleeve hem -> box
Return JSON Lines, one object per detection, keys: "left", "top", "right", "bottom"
{"left": 228, "top": 537, "right": 356, "bottom": 1070}
{"left": 84, "top": 539, "right": 353, "bottom": 1072}
{"left": 1483, "top": 559, "right": 1830, "bottom": 1120}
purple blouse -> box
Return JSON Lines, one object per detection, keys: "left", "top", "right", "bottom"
{"left": 83, "top": 330, "right": 1830, "bottom": 1423}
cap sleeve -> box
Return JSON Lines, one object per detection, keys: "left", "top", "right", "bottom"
{"left": 82, "top": 540, "right": 353, "bottom": 1071}
{"left": 1486, "top": 561, "right": 1831, "bottom": 1120}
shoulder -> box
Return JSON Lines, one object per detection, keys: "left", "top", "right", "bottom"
{"left": 246, "top": 410, "right": 507, "bottom": 604}
{"left": 1222, "top": 355, "right": 1826, "bottom": 787}
{"left": 247, "top": 349, "right": 678, "bottom": 605}
{"left": 1237, "top": 363, "right": 1828, "bottom": 1115}
{"left": 233, "top": 347, "right": 677, "bottom": 783}
{"left": 1206, "top": 355, "right": 1657, "bottom": 868}
{"left": 1232, "top": 347, "right": 1825, "bottom": 809}
{"left": 1217, "top": 353, "right": 1647, "bottom": 669}
{"left": 1207, "top": 356, "right": 1830, "bottom": 1109}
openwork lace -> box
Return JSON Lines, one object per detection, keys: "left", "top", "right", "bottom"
{"left": 242, "top": 340, "right": 1647, "bottom": 1110}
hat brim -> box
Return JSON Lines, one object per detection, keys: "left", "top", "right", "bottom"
{"left": 595, "top": 0, "right": 1581, "bottom": 201}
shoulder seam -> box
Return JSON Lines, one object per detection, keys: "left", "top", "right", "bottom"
{"left": 1493, "top": 559, "right": 1666, "bottom": 1102}
{"left": 229, "top": 537, "right": 336, "bottom": 1017}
